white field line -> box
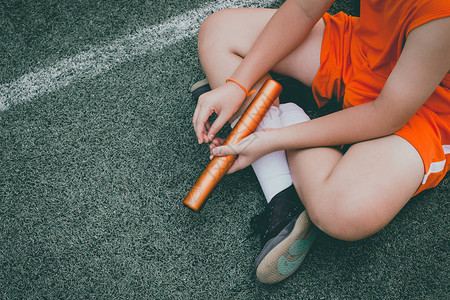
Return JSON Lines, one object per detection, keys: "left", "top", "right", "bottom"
{"left": 0, "top": 0, "right": 277, "bottom": 112}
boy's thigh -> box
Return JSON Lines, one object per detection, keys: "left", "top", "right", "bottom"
{"left": 272, "top": 18, "right": 325, "bottom": 87}
{"left": 199, "top": 8, "right": 325, "bottom": 87}
{"left": 332, "top": 135, "right": 424, "bottom": 200}
{"left": 199, "top": 8, "right": 276, "bottom": 55}
{"left": 303, "top": 135, "right": 424, "bottom": 239}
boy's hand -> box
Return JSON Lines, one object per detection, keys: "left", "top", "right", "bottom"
{"left": 211, "top": 130, "right": 275, "bottom": 174}
{"left": 192, "top": 83, "right": 246, "bottom": 144}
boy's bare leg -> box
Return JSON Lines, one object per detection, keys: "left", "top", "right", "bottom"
{"left": 197, "top": 7, "right": 325, "bottom": 119}
{"left": 287, "top": 134, "right": 424, "bottom": 241}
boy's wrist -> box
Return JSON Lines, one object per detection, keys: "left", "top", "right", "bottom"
{"left": 225, "top": 78, "right": 255, "bottom": 98}
{"left": 225, "top": 80, "right": 248, "bottom": 99}
{"left": 262, "top": 128, "right": 283, "bottom": 153}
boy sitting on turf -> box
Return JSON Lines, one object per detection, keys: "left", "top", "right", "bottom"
{"left": 190, "top": 0, "right": 450, "bottom": 284}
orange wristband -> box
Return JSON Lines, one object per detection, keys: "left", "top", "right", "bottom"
{"left": 225, "top": 78, "right": 256, "bottom": 98}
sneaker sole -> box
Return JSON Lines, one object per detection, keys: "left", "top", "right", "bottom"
{"left": 190, "top": 79, "right": 209, "bottom": 93}
{"left": 255, "top": 210, "right": 317, "bottom": 284}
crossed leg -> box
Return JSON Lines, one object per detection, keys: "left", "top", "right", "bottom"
{"left": 197, "top": 8, "right": 425, "bottom": 241}
{"left": 287, "top": 136, "right": 423, "bottom": 241}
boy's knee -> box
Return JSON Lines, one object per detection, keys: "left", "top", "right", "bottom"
{"left": 198, "top": 9, "right": 232, "bottom": 45}
{"left": 307, "top": 194, "right": 377, "bottom": 242}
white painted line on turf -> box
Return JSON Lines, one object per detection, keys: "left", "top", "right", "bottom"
{"left": 0, "top": 0, "right": 277, "bottom": 112}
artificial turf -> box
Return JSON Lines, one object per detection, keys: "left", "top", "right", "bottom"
{"left": 1, "top": 0, "right": 448, "bottom": 299}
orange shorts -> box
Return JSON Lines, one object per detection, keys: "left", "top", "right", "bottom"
{"left": 312, "top": 12, "right": 450, "bottom": 196}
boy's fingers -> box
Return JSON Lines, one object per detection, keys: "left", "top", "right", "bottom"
{"left": 203, "top": 121, "right": 211, "bottom": 142}
{"left": 192, "top": 107, "right": 203, "bottom": 143}
{"left": 207, "top": 113, "right": 228, "bottom": 141}
{"left": 194, "top": 107, "right": 213, "bottom": 143}
{"left": 212, "top": 144, "right": 239, "bottom": 157}
{"left": 210, "top": 138, "right": 225, "bottom": 155}
{"left": 209, "top": 143, "right": 217, "bottom": 155}
{"left": 212, "top": 137, "right": 225, "bottom": 146}
{"left": 227, "top": 157, "right": 246, "bottom": 174}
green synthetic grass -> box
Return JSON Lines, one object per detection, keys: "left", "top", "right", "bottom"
{"left": 1, "top": 0, "right": 448, "bottom": 299}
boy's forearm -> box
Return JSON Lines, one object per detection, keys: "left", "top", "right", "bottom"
{"left": 269, "top": 101, "right": 402, "bottom": 151}
{"left": 270, "top": 16, "right": 450, "bottom": 152}
{"left": 230, "top": 0, "right": 334, "bottom": 90}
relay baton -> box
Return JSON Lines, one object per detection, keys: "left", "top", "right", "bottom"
{"left": 183, "top": 79, "right": 282, "bottom": 212}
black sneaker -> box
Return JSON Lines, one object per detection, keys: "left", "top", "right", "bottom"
{"left": 248, "top": 185, "right": 317, "bottom": 284}
{"left": 190, "top": 79, "right": 211, "bottom": 102}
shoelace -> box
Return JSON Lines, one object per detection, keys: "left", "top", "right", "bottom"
{"left": 241, "top": 204, "right": 273, "bottom": 244}
{"left": 241, "top": 203, "right": 303, "bottom": 244}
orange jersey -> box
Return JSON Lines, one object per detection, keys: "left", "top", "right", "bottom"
{"left": 312, "top": 0, "right": 450, "bottom": 194}
{"left": 345, "top": 0, "right": 450, "bottom": 109}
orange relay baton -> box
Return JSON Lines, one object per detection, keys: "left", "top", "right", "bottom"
{"left": 183, "top": 79, "right": 282, "bottom": 212}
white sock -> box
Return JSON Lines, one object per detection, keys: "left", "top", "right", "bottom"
{"left": 279, "top": 102, "right": 311, "bottom": 127}
{"left": 230, "top": 106, "right": 292, "bottom": 203}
